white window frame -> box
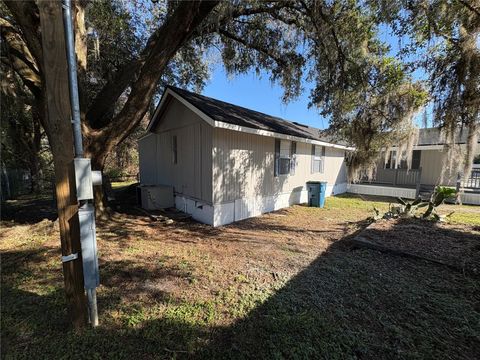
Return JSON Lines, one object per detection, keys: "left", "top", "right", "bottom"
{"left": 274, "top": 139, "right": 296, "bottom": 177}
{"left": 278, "top": 140, "right": 292, "bottom": 175}
{"left": 312, "top": 145, "right": 325, "bottom": 173}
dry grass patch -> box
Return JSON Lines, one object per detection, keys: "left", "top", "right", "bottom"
{"left": 1, "top": 194, "right": 479, "bottom": 359}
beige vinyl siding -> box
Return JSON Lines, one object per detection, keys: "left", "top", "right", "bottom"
{"left": 419, "top": 149, "right": 451, "bottom": 186}
{"left": 213, "top": 128, "right": 275, "bottom": 204}
{"left": 139, "top": 98, "right": 213, "bottom": 203}
{"left": 373, "top": 149, "right": 449, "bottom": 186}
{"left": 419, "top": 146, "right": 480, "bottom": 186}
{"left": 212, "top": 128, "right": 347, "bottom": 204}
{"left": 374, "top": 146, "right": 480, "bottom": 186}
{"left": 138, "top": 133, "right": 157, "bottom": 185}
{"left": 153, "top": 97, "right": 202, "bottom": 132}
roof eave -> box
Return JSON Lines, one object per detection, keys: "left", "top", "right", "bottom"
{"left": 147, "top": 88, "right": 215, "bottom": 132}
{"left": 214, "top": 121, "right": 354, "bottom": 150}
{"left": 148, "top": 87, "right": 353, "bottom": 150}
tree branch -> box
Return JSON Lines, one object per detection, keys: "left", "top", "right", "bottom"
{"left": 0, "top": 18, "right": 41, "bottom": 96}
{"left": 87, "top": 1, "right": 298, "bottom": 128}
{"left": 300, "top": 0, "right": 349, "bottom": 65}
{"left": 85, "top": 58, "right": 142, "bottom": 128}
{"left": 456, "top": 0, "right": 480, "bottom": 18}
{"left": 86, "top": 1, "right": 219, "bottom": 160}
{"left": 200, "top": 1, "right": 302, "bottom": 35}
{"left": 218, "top": 29, "right": 287, "bottom": 66}
{"left": 86, "top": 2, "right": 187, "bottom": 128}
{"left": 0, "top": 17, "right": 39, "bottom": 71}
{"left": 3, "top": 1, "right": 43, "bottom": 72}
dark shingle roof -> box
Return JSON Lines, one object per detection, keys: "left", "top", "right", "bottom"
{"left": 162, "top": 86, "right": 344, "bottom": 145}
{"left": 150, "top": 87, "right": 480, "bottom": 148}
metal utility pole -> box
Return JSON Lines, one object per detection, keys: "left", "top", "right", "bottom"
{"left": 62, "top": 0, "right": 84, "bottom": 158}
{"left": 38, "top": 1, "right": 87, "bottom": 329}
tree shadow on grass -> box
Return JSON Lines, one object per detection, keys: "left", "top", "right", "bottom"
{"left": 196, "top": 221, "right": 480, "bottom": 359}
{"left": 1, "top": 196, "right": 57, "bottom": 224}
{"left": 2, "top": 246, "right": 207, "bottom": 358}
{"left": 2, "top": 220, "right": 480, "bottom": 359}
{"left": 2, "top": 285, "right": 210, "bottom": 359}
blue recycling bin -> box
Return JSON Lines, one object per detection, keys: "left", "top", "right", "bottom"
{"left": 307, "top": 181, "right": 327, "bottom": 208}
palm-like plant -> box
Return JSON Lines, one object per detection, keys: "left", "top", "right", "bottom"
{"left": 396, "top": 197, "right": 426, "bottom": 217}
{"left": 422, "top": 186, "right": 457, "bottom": 220}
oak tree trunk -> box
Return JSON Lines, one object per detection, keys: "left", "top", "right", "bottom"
{"left": 4, "top": 0, "right": 219, "bottom": 221}
{"left": 88, "top": 147, "right": 111, "bottom": 219}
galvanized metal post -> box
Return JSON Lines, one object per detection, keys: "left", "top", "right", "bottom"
{"left": 62, "top": 0, "right": 83, "bottom": 158}
{"left": 87, "top": 288, "right": 99, "bottom": 327}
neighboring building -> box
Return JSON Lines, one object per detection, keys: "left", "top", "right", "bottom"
{"left": 138, "top": 87, "right": 480, "bottom": 226}
{"left": 348, "top": 128, "right": 480, "bottom": 204}
{"left": 138, "top": 86, "right": 353, "bottom": 226}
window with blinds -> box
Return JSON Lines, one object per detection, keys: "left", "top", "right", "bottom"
{"left": 274, "top": 139, "right": 296, "bottom": 176}
{"left": 311, "top": 145, "right": 325, "bottom": 173}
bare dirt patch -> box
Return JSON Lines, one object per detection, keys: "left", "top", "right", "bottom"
{"left": 358, "top": 218, "right": 480, "bottom": 273}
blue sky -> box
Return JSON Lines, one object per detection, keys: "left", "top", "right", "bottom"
{"left": 202, "top": 68, "right": 328, "bottom": 129}
{"left": 201, "top": 25, "right": 431, "bottom": 130}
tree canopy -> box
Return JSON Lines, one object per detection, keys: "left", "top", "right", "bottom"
{"left": 1, "top": 0, "right": 478, "bottom": 197}
{"left": 371, "top": 0, "right": 480, "bottom": 179}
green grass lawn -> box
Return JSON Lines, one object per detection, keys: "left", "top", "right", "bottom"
{"left": 111, "top": 180, "right": 138, "bottom": 189}
{"left": 448, "top": 206, "right": 480, "bottom": 225}
{"left": 332, "top": 193, "right": 480, "bottom": 226}
{"left": 1, "top": 194, "right": 479, "bottom": 359}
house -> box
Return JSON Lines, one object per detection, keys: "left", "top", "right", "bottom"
{"left": 138, "top": 86, "right": 353, "bottom": 226}
{"left": 348, "top": 128, "right": 480, "bottom": 204}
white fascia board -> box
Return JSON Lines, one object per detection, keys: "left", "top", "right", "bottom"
{"left": 167, "top": 89, "right": 215, "bottom": 127}
{"left": 411, "top": 143, "right": 478, "bottom": 151}
{"left": 146, "top": 90, "right": 170, "bottom": 132}
{"left": 413, "top": 145, "right": 445, "bottom": 150}
{"left": 388, "top": 144, "right": 445, "bottom": 151}
{"left": 146, "top": 88, "right": 215, "bottom": 132}
{"left": 137, "top": 132, "right": 156, "bottom": 142}
{"left": 390, "top": 143, "right": 476, "bottom": 151}
{"left": 214, "top": 121, "right": 355, "bottom": 151}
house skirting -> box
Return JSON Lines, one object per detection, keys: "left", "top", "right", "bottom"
{"left": 347, "top": 184, "right": 480, "bottom": 205}
{"left": 347, "top": 184, "right": 417, "bottom": 199}
{"left": 459, "top": 192, "right": 480, "bottom": 205}
{"left": 175, "top": 182, "right": 348, "bottom": 226}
